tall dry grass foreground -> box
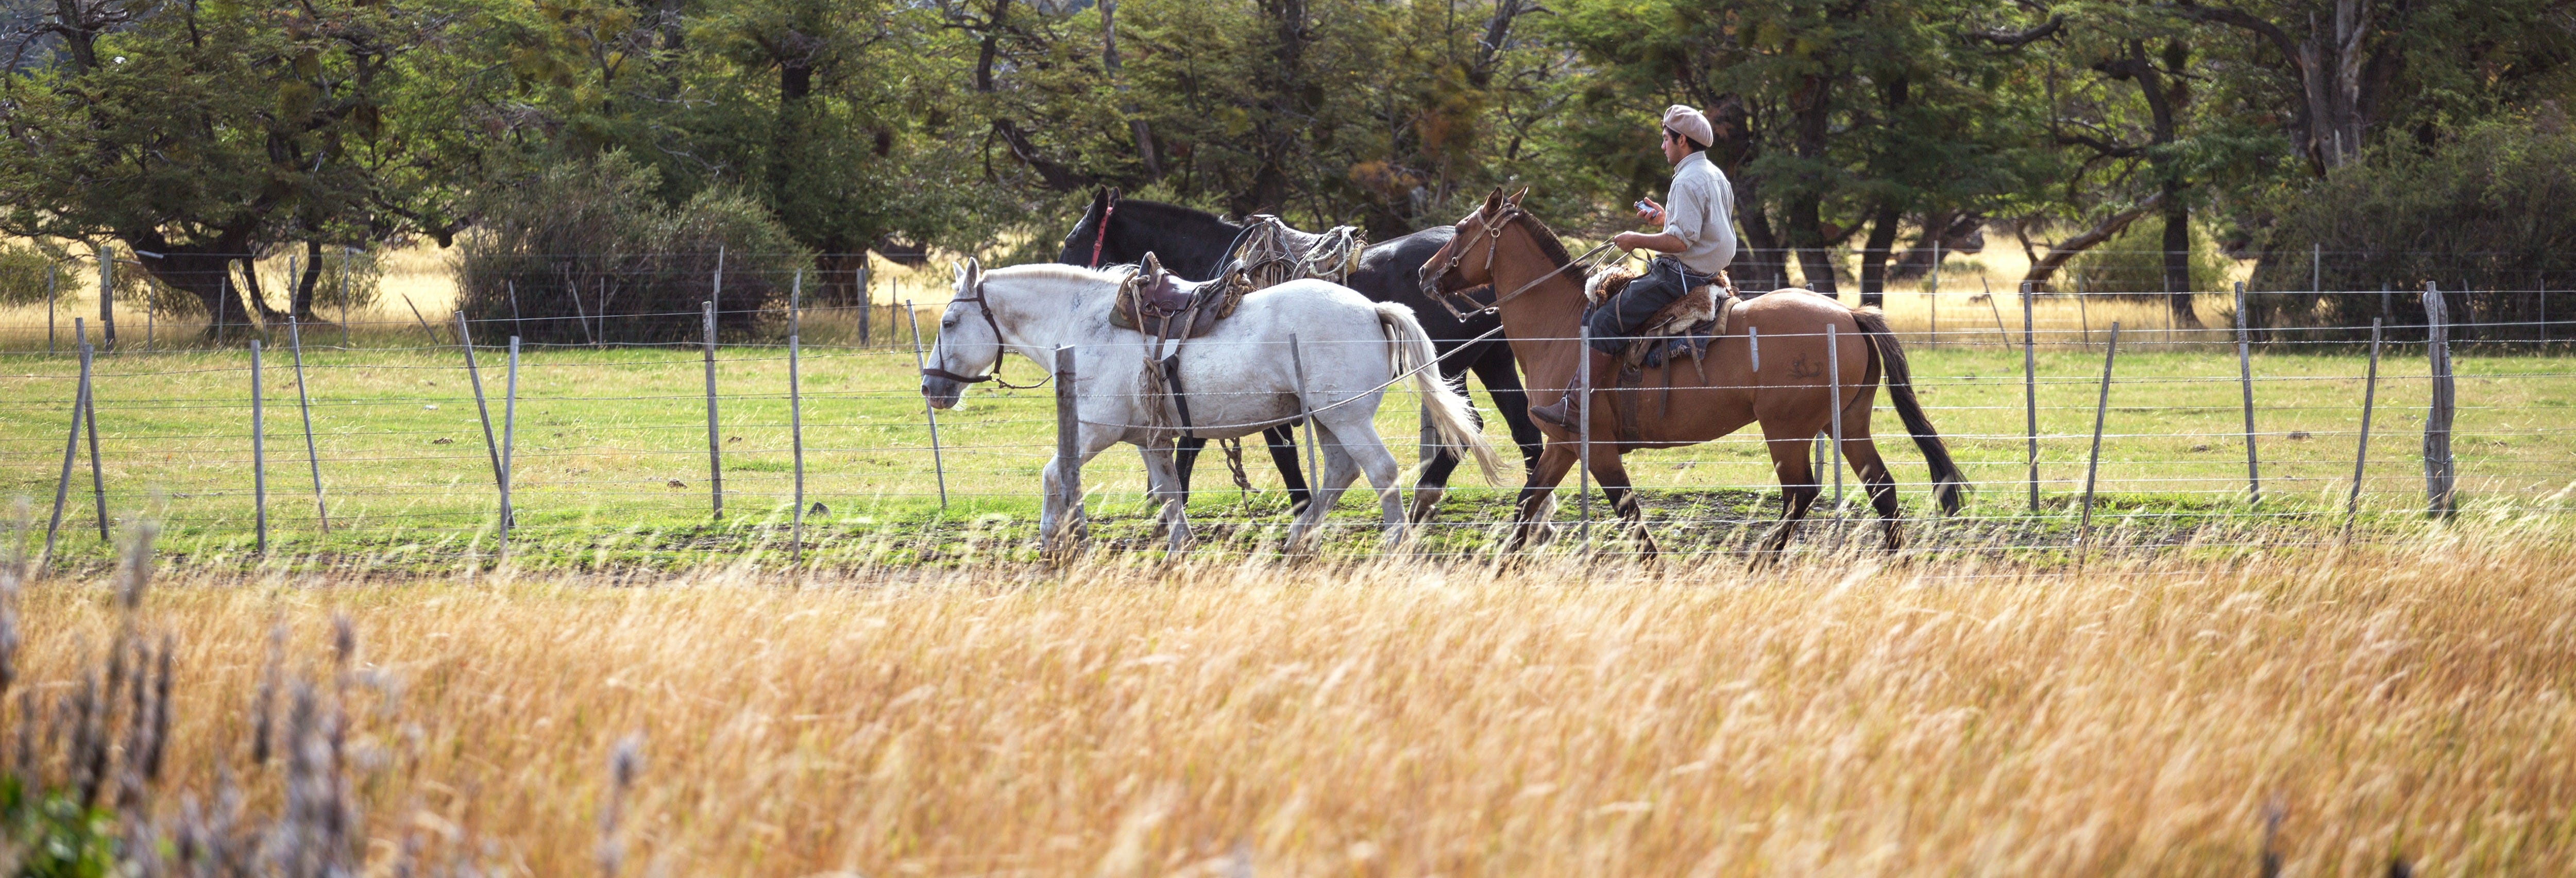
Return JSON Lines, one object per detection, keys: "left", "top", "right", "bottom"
{"left": 13, "top": 533, "right": 2576, "bottom": 875}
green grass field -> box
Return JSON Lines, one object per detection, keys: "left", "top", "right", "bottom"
{"left": 4, "top": 303, "right": 2571, "bottom": 569}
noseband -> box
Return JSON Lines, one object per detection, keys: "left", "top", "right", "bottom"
{"left": 918, "top": 278, "right": 1052, "bottom": 390}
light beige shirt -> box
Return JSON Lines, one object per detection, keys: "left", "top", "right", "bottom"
{"left": 1662, "top": 151, "right": 1737, "bottom": 275}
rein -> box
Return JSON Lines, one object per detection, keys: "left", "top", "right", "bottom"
{"left": 919, "top": 278, "right": 1055, "bottom": 391}
{"left": 1085, "top": 190, "right": 1121, "bottom": 268}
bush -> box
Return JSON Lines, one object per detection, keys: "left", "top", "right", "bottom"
{"left": 457, "top": 154, "right": 811, "bottom": 344}
{"left": 2250, "top": 116, "right": 2576, "bottom": 340}
{"left": 0, "top": 241, "right": 144, "bottom": 310}
{"left": 0, "top": 242, "right": 62, "bottom": 307}
{"left": 2062, "top": 217, "right": 2231, "bottom": 298}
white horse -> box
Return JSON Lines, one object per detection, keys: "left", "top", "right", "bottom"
{"left": 921, "top": 259, "right": 1500, "bottom": 553}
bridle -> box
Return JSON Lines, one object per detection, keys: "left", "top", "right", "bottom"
{"left": 918, "top": 275, "right": 1053, "bottom": 390}
{"left": 1085, "top": 190, "right": 1122, "bottom": 268}
{"left": 1421, "top": 201, "right": 1615, "bottom": 322}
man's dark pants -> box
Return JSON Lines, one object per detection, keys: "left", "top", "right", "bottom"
{"left": 1584, "top": 257, "right": 1713, "bottom": 354}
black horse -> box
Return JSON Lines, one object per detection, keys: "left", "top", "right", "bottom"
{"left": 1056, "top": 188, "right": 1545, "bottom": 519}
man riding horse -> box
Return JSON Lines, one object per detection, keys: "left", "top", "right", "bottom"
{"left": 1529, "top": 104, "right": 1738, "bottom": 430}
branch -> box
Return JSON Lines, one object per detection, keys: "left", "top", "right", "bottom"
{"left": 2165, "top": 2, "right": 2301, "bottom": 66}
{"left": 2057, "top": 132, "right": 2144, "bottom": 158}
{"left": 1967, "top": 15, "right": 2063, "bottom": 48}
{"left": 2021, "top": 191, "right": 2168, "bottom": 290}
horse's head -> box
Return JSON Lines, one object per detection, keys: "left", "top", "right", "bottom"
{"left": 921, "top": 258, "right": 1001, "bottom": 409}
{"left": 1418, "top": 188, "right": 1530, "bottom": 299}
{"left": 1055, "top": 187, "right": 1124, "bottom": 268}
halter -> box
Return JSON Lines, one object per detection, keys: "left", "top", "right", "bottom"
{"left": 918, "top": 276, "right": 1053, "bottom": 390}
{"left": 1085, "top": 190, "right": 1122, "bottom": 268}
{"left": 1421, "top": 201, "right": 1614, "bottom": 321}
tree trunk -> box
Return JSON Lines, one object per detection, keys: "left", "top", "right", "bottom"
{"left": 1856, "top": 201, "right": 1902, "bottom": 306}
{"left": 2160, "top": 184, "right": 2199, "bottom": 326}
{"left": 1100, "top": 1, "right": 1160, "bottom": 179}
{"left": 123, "top": 230, "right": 279, "bottom": 341}
{"left": 292, "top": 240, "right": 324, "bottom": 319}
{"left": 1789, "top": 72, "right": 1837, "bottom": 297}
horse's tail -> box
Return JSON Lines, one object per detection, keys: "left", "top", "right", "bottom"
{"left": 1376, "top": 302, "right": 1503, "bottom": 484}
{"left": 1852, "top": 308, "right": 1967, "bottom": 515}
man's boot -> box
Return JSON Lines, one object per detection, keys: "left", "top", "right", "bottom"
{"left": 1530, "top": 348, "right": 1618, "bottom": 430}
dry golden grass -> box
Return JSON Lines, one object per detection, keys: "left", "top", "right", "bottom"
{"left": 17, "top": 530, "right": 2576, "bottom": 876}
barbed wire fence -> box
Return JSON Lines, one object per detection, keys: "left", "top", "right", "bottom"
{"left": 4, "top": 264, "right": 2570, "bottom": 572}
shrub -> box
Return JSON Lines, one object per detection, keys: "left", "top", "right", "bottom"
{"left": 2061, "top": 217, "right": 2232, "bottom": 298}
{"left": 456, "top": 154, "right": 811, "bottom": 344}
{"left": 2250, "top": 116, "right": 2576, "bottom": 340}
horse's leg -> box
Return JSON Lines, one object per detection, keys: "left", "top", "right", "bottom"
{"left": 1140, "top": 440, "right": 1193, "bottom": 553}
{"left": 1753, "top": 424, "right": 1824, "bottom": 567}
{"left": 1470, "top": 343, "right": 1546, "bottom": 472}
{"left": 1501, "top": 442, "right": 1580, "bottom": 554}
{"left": 1835, "top": 392, "right": 1905, "bottom": 552}
{"left": 1409, "top": 400, "right": 1463, "bottom": 523}
{"left": 1264, "top": 424, "right": 1311, "bottom": 514}
{"left": 1040, "top": 434, "right": 1118, "bottom": 553}
{"left": 1588, "top": 452, "right": 1658, "bottom": 558}
{"left": 1173, "top": 435, "right": 1208, "bottom": 503}
{"left": 1284, "top": 423, "right": 1362, "bottom": 553}
{"left": 1321, "top": 409, "right": 1409, "bottom": 546}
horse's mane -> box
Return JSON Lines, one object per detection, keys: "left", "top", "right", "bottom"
{"left": 1116, "top": 198, "right": 1244, "bottom": 234}
{"left": 995, "top": 262, "right": 1129, "bottom": 289}
{"left": 1508, "top": 207, "right": 1577, "bottom": 267}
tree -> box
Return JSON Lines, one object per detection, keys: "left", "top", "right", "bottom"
{"left": 0, "top": 0, "right": 505, "bottom": 336}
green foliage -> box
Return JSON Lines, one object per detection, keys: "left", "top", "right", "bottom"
{"left": 2064, "top": 219, "right": 2232, "bottom": 296}
{"left": 456, "top": 153, "right": 811, "bottom": 342}
{"left": 1, "top": 776, "right": 118, "bottom": 877}
{"left": 2250, "top": 116, "right": 2576, "bottom": 338}
{"left": 0, "top": 243, "right": 66, "bottom": 308}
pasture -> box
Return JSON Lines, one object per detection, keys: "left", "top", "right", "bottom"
{"left": 1, "top": 292, "right": 2570, "bottom": 568}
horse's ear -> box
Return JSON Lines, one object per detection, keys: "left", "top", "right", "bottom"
{"left": 954, "top": 257, "right": 981, "bottom": 290}
{"left": 1508, "top": 188, "right": 1530, "bottom": 205}
{"left": 1481, "top": 188, "right": 1504, "bottom": 215}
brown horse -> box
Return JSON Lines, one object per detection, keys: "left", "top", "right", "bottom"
{"left": 1418, "top": 190, "right": 1964, "bottom": 558}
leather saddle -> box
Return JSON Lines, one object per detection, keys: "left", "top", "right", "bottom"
{"left": 1111, "top": 252, "right": 1235, "bottom": 340}
{"left": 1584, "top": 266, "right": 1738, "bottom": 372}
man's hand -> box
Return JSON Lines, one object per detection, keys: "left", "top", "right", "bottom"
{"left": 1635, "top": 196, "right": 1667, "bottom": 226}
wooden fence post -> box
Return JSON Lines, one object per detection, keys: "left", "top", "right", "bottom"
{"left": 2022, "top": 281, "right": 2040, "bottom": 513}
{"left": 287, "top": 317, "right": 329, "bottom": 533}
{"left": 789, "top": 270, "right": 807, "bottom": 563}
{"left": 80, "top": 337, "right": 105, "bottom": 542}
{"left": 454, "top": 314, "right": 507, "bottom": 537}
{"left": 46, "top": 264, "right": 56, "bottom": 356}
{"left": 342, "top": 246, "right": 353, "bottom": 349}
{"left": 502, "top": 337, "right": 519, "bottom": 548}
{"left": 1577, "top": 324, "right": 1592, "bottom": 552}
{"left": 251, "top": 339, "right": 266, "bottom": 555}
{"left": 44, "top": 320, "right": 91, "bottom": 563}
{"left": 905, "top": 301, "right": 949, "bottom": 508}
{"left": 2346, "top": 318, "right": 2383, "bottom": 532}
{"left": 1827, "top": 324, "right": 1844, "bottom": 510}
{"left": 702, "top": 300, "right": 724, "bottom": 520}
{"left": 2079, "top": 323, "right": 2121, "bottom": 557}
{"left": 2422, "top": 282, "right": 2456, "bottom": 517}
{"left": 857, "top": 262, "right": 872, "bottom": 346}
{"left": 96, "top": 245, "right": 116, "bottom": 350}
{"left": 2236, "top": 282, "right": 2261, "bottom": 505}
{"left": 1051, "top": 345, "right": 1083, "bottom": 557}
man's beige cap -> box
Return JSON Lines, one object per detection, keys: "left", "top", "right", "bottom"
{"left": 1662, "top": 105, "right": 1713, "bottom": 147}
